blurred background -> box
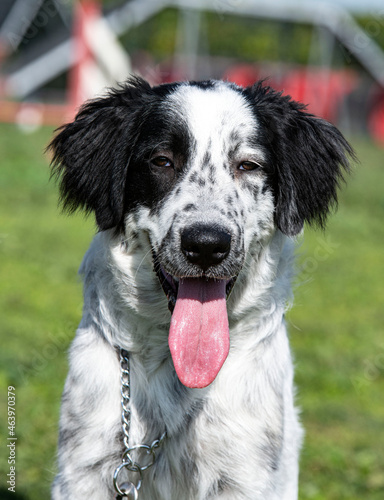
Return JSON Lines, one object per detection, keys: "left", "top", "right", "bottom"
{"left": 0, "top": 0, "right": 383, "bottom": 498}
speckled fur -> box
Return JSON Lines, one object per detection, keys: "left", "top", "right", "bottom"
{"left": 50, "top": 78, "right": 353, "bottom": 499}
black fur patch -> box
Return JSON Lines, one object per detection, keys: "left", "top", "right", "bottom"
{"left": 244, "top": 82, "right": 355, "bottom": 236}
{"left": 48, "top": 77, "right": 152, "bottom": 230}
{"left": 49, "top": 77, "right": 194, "bottom": 230}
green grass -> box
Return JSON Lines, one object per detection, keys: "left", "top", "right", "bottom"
{"left": 288, "top": 140, "right": 384, "bottom": 499}
{"left": 0, "top": 123, "right": 383, "bottom": 499}
{"left": 0, "top": 123, "right": 95, "bottom": 499}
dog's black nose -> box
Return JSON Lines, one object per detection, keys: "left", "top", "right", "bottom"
{"left": 181, "top": 224, "right": 231, "bottom": 271}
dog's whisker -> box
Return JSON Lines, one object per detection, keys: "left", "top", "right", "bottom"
{"left": 132, "top": 248, "right": 153, "bottom": 280}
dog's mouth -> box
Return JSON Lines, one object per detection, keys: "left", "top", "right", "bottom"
{"left": 153, "top": 253, "right": 237, "bottom": 389}
{"left": 154, "top": 264, "right": 237, "bottom": 314}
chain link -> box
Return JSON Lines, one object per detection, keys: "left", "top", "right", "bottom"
{"left": 113, "top": 349, "right": 167, "bottom": 499}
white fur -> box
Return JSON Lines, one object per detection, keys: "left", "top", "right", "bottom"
{"left": 52, "top": 84, "right": 303, "bottom": 500}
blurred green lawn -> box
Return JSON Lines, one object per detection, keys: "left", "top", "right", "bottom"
{"left": 0, "top": 123, "right": 383, "bottom": 499}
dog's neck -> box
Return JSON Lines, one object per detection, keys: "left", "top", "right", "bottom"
{"left": 78, "top": 229, "right": 296, "bottom": 440}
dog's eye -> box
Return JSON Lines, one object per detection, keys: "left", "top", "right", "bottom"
{"left": 238, "top": 161, "right": 260, "bottom": 171}
{"left": 151, "top": 156, "right": 173, "bottom": 168}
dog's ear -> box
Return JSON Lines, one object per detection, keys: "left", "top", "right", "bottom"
{"left": 48, "top": 76, "right": 152, "bottom": 230}
{"left": 246, "top": 82, "right": 355, "bottom": 236}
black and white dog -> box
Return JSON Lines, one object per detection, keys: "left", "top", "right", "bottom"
{"left": 50, "top": 77, "right": 353, "bottom": 499}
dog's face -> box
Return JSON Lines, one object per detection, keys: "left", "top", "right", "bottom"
{"left": 50, "top": 78, "right": 353, "bottom": 388}
{"left": 132, "top": 82, "right": 275, "bottom": 289}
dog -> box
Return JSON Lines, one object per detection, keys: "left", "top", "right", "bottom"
{"left": 49, "top": 77, "right": 353, "bottom": 499}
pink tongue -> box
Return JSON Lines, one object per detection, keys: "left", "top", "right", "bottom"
{"left": 169, "top": 278, "right": 229, "bottom": 388}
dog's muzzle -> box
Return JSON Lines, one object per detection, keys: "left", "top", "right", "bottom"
{"left": 153, "top": 224, "right": 238, "bottom": 389}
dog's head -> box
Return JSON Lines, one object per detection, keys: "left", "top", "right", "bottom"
{"left": 49, "top": 77, "right": 353, "bottom": 388}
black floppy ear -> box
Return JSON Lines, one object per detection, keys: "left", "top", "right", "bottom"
{"left": 247, "top": 82, "right": 355, "bottom": 236}
{"left": 48, "top": 76, "right": 152, "bottom": 230}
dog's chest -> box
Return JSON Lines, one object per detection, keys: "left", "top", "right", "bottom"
{"left": 124, "top": 333, "right": 286, "bottom": 500}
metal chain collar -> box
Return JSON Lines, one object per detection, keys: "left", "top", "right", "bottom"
{"left": 113, "top": 349, "right": 167, "bottom": 500}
